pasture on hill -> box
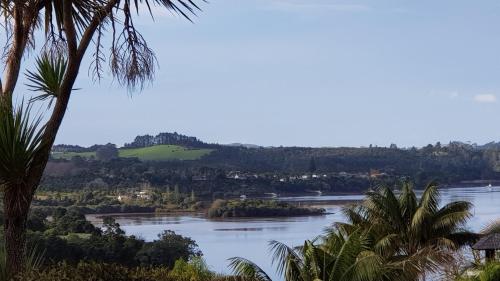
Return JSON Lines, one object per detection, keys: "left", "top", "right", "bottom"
{"left": 51, "top": 145, "right": 213, "bottom": 161}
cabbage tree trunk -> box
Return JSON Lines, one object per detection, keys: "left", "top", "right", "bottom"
{"left": 3, "top": 184, "right": 32, "bottom": 276}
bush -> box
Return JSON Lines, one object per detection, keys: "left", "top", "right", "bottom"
{"left": 135, "top": 230, "right": 201, "bottom": 268}
{"left": 15, "top": 261, "right": 242, "bottom": 281}
{"left": 455, "top": 263, "right": 500, "bottom": 281}
{"left": 479, "top": 263, "right": 500, "bottom": 281}
{"left": 49, "top": 209, "right": 101, "bottom": 235}
{"left": 169, "top": 257, "right": 214, "bottom": 281}
{"left": 16, "top": 262, "right": 146, "bottom": 281}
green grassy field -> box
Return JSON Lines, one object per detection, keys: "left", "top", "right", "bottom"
{"left": 59, "top": 233, "right": 92, "bottom": 240}
{"left": 119, "top": 145, "right": 213, "bottom": 161}
{"left": 52, "top": 145, "right": 213, "bottom": 161}
{"left": 51, "top": 151, "right": 96, "bottom": 159}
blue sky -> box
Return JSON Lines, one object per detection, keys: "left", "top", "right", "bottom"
{"left": 48, "top": 0, "right": 500, "bottom": 147}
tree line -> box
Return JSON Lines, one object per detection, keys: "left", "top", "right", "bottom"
{"left": 41, "top": 141, "right": 500, "bottom": 198}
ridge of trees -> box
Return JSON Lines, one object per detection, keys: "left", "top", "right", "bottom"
{"left": 124, "top": 132, "right": 217, "bottom": 149}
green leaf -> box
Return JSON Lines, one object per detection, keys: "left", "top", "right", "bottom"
{"left": 26, "top": 53, "right": 67, "bottom": 105}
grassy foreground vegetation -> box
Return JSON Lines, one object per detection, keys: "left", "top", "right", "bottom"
{"left": 13, "top": 259, "right": 238, "bottom": 281}
{"left": 51, "top": 145, "right": 213, "bottom": 161}
{"left": 456, "top": 262, "right": 500, "bottom": 281}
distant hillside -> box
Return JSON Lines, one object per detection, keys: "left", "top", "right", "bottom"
{"left": 477, "top": 141, "right": 500, "bottom": 150}
{"left": 44, "top": 136, "right": 500, "bottom": 195}
{"left": 51, "top": 132, "right": 216, "bottom": 161}
{"left": 120, "top": 145, "right": 213, "bottom": 161}
{"left": 51, "top": 145, "right": 213, "bottom": 161}
{"left": 52, "top": 144, "right": 102, "bottom": 153}
{"left": 225, "top": 143, "right": 261, "bottom": 149}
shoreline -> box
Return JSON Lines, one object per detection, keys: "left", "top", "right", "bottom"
{"left": 76, "top": 184, "right": 496, "bottom": 220}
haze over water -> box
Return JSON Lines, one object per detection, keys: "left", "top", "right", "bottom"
{"left": 96, "top": 186, "right": 500, "bottom": 279}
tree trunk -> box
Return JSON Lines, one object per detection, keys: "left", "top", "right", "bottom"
{"left": 4, "top": 215, "right": 27, "bottom": 275}
{"left": 3, "top": 186, "right": 32, "bottom": 277}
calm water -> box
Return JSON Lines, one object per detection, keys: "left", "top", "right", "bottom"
{"left": 92, "top": 186, "right": 500, "bottom": 279}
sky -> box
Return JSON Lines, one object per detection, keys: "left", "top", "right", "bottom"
{"left": 23, "top": 0, "right": 500, "bottom": 147}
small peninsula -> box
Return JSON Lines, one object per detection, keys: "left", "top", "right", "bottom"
{"left": 206, "top": 199, "right": 326, "bottom": 219}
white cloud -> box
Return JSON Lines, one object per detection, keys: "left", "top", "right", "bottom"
{"left": 474, "top": 94, "right": 497, "bottom": 103}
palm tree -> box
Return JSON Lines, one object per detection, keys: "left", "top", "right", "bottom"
{"left": 0, "top": 0, "right": 202, "bottom": 276}
{"left": 339, "top": 182, "right": 477, "bottom": 280}
{"left": 229, "top": 228, "right": 419, "bottom": 281}
{"left": 229, "top": 182, "right": 475, "bottom": 281}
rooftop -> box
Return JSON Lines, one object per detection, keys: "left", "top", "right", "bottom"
{"left": 473, "top": 233, "right": 500, "bottom": 250}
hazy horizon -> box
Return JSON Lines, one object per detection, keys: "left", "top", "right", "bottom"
{"left": 54, "top": 130, "right": 497, "bottom": 149}
{"left": 24, "top": 0, "right": 499, "bottom": 148}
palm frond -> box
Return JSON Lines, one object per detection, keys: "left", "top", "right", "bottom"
{"left": 228, "top": 257, "right": 273, "bottom": 281}
{"left": 419, "top": 182, "right": 440, "bottom": 213}
{"left": 349, "top": 251, "right": 385, "bottom": 281}
{"left": 373, "top": 233, "right": 399, "bottom": 256}
{"left": 148, "top": 0, "right": 203, "bottom": 21}
{"left": 399, "top": 181, "right": 417, "bottom": 222}
{"left": 411, "top": 183, "right": 440, "bottom": 232}
{"left": 268, "top": 240, "right": 304, "bottom": 281}
{"left": 341, "top": 205, "right": 368, "bottom": 226}
{"left": 329, "top": 230, "right": 367, "bottom": 281}
{"left": 432, "top": 201, "right": 473, "bottom": 236}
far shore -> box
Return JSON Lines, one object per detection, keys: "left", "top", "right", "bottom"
{"left": 84, "top": 183, "right": 497, "bottom": 222}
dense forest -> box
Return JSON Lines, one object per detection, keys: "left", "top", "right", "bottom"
{"left": 45, "top": 132, "right": 500, "bottom": 197}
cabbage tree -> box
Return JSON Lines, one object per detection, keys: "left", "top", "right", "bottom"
{"left": 0, "top": 0, "right": 201, "bottom": 276}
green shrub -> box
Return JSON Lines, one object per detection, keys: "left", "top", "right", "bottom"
{"left": 135, "top": 230, "right": 200, "bottom": 268}
{"left": 169, "top": 257, "right": 214, "bottom": 281}
{"left": 455, "top": 263, "right": 500, "bottom": 281}
{"left": 14, "top": 261, "right": 241, "bottom": 281}
{"left": 479, "top": 263, "right": 500, "bottom": 281}
{"left": 15, "top": 262, "right": 131, "bottom": 281}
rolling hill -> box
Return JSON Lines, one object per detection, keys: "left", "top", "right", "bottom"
{"left": 51, "top": 145, "right": 213, "bottom": 161}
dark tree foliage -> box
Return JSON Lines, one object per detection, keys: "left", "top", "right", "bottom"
{"left": 308, "top": 157, "right": 317, "bottom": 173}
{"left": 102, "top": 216, "right": 125, "bottom": 236}
{"left": 9, "top": 209, "right": 202, "bottom": 268}
{"left": 135, "top": 230, "right": 201, "bottom": 268}
{"left": 96, "top": 143, "right": 119, "bottom": 161}
{"left": 49, "top": 209, "right": 101, "bottom": 235}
